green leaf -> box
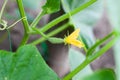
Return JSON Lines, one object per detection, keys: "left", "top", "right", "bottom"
{"left": 0, "top": 45, "right": 60, "bottom": 80}
{"left": 42, "top": 0, "right": 60, "bottom": 14}
{"left": 62, "top": 0, "right": 103, "bottom": 49}
{"left": 69, "top": 48, "right": 92, "bottom": 80}
{"left": 82, "top": 69, "right": 116, "bottom": 80}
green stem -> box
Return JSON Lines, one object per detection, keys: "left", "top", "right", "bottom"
{"left": 6, "top": 29, "right": 12, "bottom": 52}
{"left": 40, "top": 0, "right": 97, "bottom": 32}
{"left": 16, "top": 0, "right": 30, "bottom": 46}
{"left": 32, "top": 27, "right": 48, "bottom": 39}
{"left": 88, "top": 38, "right": 116, "bottom": 62}
{"left": 31, "top": 23, "right": 70, "bottom": 45}
{"left": 30, "top": 11, "right": 45, "bottom": 28}
{"left": 0, "top": 0, "right": 8, "bottom": 20}
{"left": 86, "top": 31, "right": 115, "bottom": 56}
{"left": 63, "top": 38, "right": 116, "bottom": 80}
{"left": 16, "top": 0, "right": 29, "bottom": 31}
{"left": 7, "top": 17, "right": 26, "bottom": 29}
{"left": 63, "top": 59, "right": 89, "bottom": 80}
{"left": 19, "top": 35, "right": 29, "bottom": 46}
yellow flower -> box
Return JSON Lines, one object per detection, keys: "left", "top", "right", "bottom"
{"left": 64, "top": 29, "right": 84, "bottom": 48}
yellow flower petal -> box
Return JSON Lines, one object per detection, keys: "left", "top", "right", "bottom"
{"left": 67, "top": 29, "right": 80, "bottom": 39}
{"left": 69, "top": 39, "right": 84, "bottom": 48}
{"left": 64, "top": 29, "right": 84, "bottom": 48}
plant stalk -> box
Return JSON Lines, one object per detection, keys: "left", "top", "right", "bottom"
{"left": 16, "top": 0, "right": 30, "bottom": 46}
{"left": 86, "top": 31, "right": 115, "bottom": 56}
{"left": 63, "top": 38, "right": 116, "bottom": 80}
{"left": 40, "top": 0, "right": 97, "bottom": 32}
{"left": 31, "top": 23, "right": 70, "bottom": 45}
{"left": 30, "top": 11, "right": 45, "bottom": 28}
{"left": 0, "top": 0, "right": 8, "bottom": 20}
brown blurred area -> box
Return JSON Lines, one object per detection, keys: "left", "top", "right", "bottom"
{"left": 92, "top": 10, "right": 115, "bottom": 70}
{"left": 0, "top": 0, "right": 115, "bottom": 78}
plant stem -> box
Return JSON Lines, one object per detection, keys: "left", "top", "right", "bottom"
{"left": 7, "top": 17, "right": 26, "bottom": 29}
{"left": 86, "top": 31, "right": 115, "bottom": 56}
{"left": 16, "top": 0, "right": 30, "bottom": 46}
{"left": 30, "top": 11, "right": 45, "bottom": 28}
{"left": 6, "top": 29, "right": 12, "bottom": 52}
{"left": 31, "top": 23, "right": 70, "bottom": 45}
{"left": 63, "top": 59, "right": 89, "bottom": 80}
{"left": 40, "top": 0, "right": 97, "bottom": 32}
{"left": 0, "top": 0, "right": 8, "bottom": 20}
{"left": 32, "top": 27, "right": 48, "bottom": 39}
{"left": 63, "top": 38, "right": 116, "bottom": 80}
{"left": 88, "top": 38, "right": 116, "bottom": 62}
{"left": 20, "top": 35, "right": 29, "bottom": 46}
{"left": 16, "top": 0, "right": 29, "bottom": 31}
